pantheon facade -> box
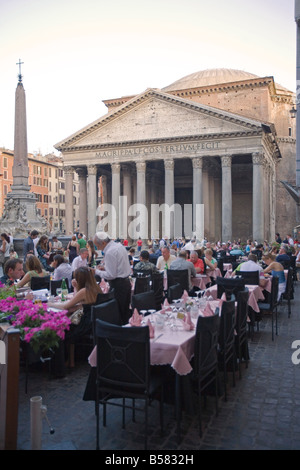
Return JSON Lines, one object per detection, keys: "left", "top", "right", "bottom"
{"left": 55, "top": 68, "right": 296, "bottom": 243}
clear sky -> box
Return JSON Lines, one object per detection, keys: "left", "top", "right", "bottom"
{"left": 0, "top": 0, "right": 296, "bottom": 156}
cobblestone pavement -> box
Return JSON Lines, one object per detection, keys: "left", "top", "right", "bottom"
{"left": 16, "top": 282, "right": 300, "bottom": 451}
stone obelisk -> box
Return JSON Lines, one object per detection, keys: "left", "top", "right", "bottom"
{"left": 0, "top": 60, "right": 48, "bottom": 237}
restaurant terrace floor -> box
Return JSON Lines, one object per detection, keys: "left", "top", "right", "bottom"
{"left": 16, "top": 281, "right": 300, "bottom": 452}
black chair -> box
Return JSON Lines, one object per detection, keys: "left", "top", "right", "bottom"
{"left": 216, "top": 276, "right": 245, "bottom": 301}
{"left": 95, "top": 319, "right": 164, "bottom": 450}
{"left": 251, "top": 249, "right": 263, "bottom": 261}
{"left": 237, "top": 270, "right": 260, "bottom": 285}
{"left": 222, "top": 255, "right": 237, "bottom": 264}
{"left": 50, "top": 278, "right": 70, "bottom": 295}
{"left": 151, "top": 272, "right": 165, "bottom": 311}
{"left": 257, "top": 275, "right": 279, "bottom": 341}
{"left": 167, "top": 283, "right": 183, "bottom": 304}
{"left": 279, "top": 258, "right": 291, "bottom": 270}
{"left": 167, "top": 269, "right": 189, "bottom": 293}
{"left": 30, "top": 275, "right": 51, "bottom": 291}
{"left": 218, "top": 300, "right": 236, "bottom": 401}
{"left": 281, "top": 267, "right": 294, "bottom": 318}
{"left": 193, "top": 311, "right": 220, "bottom": 437}
{"left": 235, "top": 289, "right": 250, "bottom": 379}
{"left": 133, "top": 274, "right": 152, "bottom": 295}
{"left": 290, "top": 256, "right": 297, "bottom": 282}
{"left": 131, "top": 290, "right": 157, "bottom": 314}
{"left": 217, "top": 258, "right": 224, "bottom": 277}
{"left": 91, "top": 298, "right": 122, "bottom": 345}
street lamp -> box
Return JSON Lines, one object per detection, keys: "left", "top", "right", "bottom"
{"left": 290, "top": 106, "right": 297, "bottom": 118}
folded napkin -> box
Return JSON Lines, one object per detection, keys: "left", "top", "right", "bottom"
{"left": 129, "top": 308, "right": 142, "bottom": 326}
{"left": 182, "top": 310, "right": 195, "bottom": 330}
{"left": 147, "top": 318, "right": 155, "bottom": 338}
{"left": 181, "top": 290, "right": 189, "bottom": 303}
{"left": 100, "top": 279, "right": 109, "bottom": 294}
{"left": 162, "top": 298, "right": 170, "bottom": 308}
{"left": 202, "top": 302, "right": 215, "bottom": 317}
{"left": 218, "top": 292, "right": 227, "bottom": 312}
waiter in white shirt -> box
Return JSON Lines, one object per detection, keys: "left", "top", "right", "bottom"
{"left": 93, "top": 232, "right": 132, "bottom": 324}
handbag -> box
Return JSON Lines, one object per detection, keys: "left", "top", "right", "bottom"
{"left": 69, "top": 308, "right": 84, "bottom": 325}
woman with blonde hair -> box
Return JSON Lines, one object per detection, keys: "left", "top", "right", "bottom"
{"left": 262, "top": 253, "right": 286, "bottom": 300}
{"left": 16, "top": 255, "right": 48, "bottom": 288}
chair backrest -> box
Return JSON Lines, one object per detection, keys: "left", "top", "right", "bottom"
{"left": 91, "top": 298, "right": 122, "bottom": 345}
{"left": 167, "top": 269, "right": 189, "bottom": 292}
{"left": 134, "top": 275, "right": 152, "bottom": 295}
{"left": 194, "top": 312, "right": 220, "bottom": 378}
{"left": 95, "top": 289, "right": 115, "bottom": 305}
{"left": 217, "top": 258, "right": 224, "bottom": 276}
{"left": 283, "top": 267, "right": 293, "bottom": 299}
{"left": 150, "top": 272, "right": 164, "bottom": 310}
{"left": 167, "top": 283, "right": 183, "bottom": 304}
{"left": 270, "top": 275, "right": 279, "bottom": 308}
{"left": 251, "top": 249, "right": 263, "bottom": 260}
{"left": 238, "top": 270, "right": 260, "bottom": 285}
{"left": 216, "top": 276, "right": 245, "bottom": 300}
{"left": 235, "top": 288, "right": 249, "bottom": 336}
{"left": 218, "top": 300, "right": 236, "bottom": 353}
{"left": 50, "top": 278, "right": 70, "bottom": 295}
{"left": 280, "top": 259, "right": 291, "bottom": 269}
{"left": 31, "top": 275, "right": 51, "bottom": 291}
{"left": 96, "top": 319, "right": 150, "bottom": 391}
{"left": 131, "top": 290, "right": 157, "bottom": 313}
{"left": 222, "top": 255, "right": 237, "bottom": 264}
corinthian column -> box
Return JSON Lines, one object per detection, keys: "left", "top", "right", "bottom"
{"left": 192, "top": 157, "right": 203, "bottom": 236}
{"left": 164, "top": 159, "right": 174, "bottom": 238}
{"left": 221, "top": 155, "right": 232, "bottom": 242}
{"left": 87, "top": 164, "right": 97, "bottom": 238}
{"left": 136, "top": 161, "right": 147, "bottom": 239}
{"left": 76, "top": 167, "right": 87, "bottom": 237}
{"left": 252, "top": 152, "right": 265, "bottom": 243}
{"left": 111, "top": 163, "right": 120, "bottom": 238}
{"left": 64, "top": 166, "right": 74, "bottom": 235}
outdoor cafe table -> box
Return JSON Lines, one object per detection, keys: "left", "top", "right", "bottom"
{"left": 204, "top": 283, "right": 265, "bottom": 313}
{"left": 87, "top": 300, "right": 220, "bottom": 442}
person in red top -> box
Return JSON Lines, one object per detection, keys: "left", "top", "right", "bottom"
{"left": 123, "top": 239, "right": 129, "bottom": 247}
{"left": 137, "top": 237, "right": 143, "bottom": 252}
{"left": 188, "top": 250, "right": 205, "bottom": 274}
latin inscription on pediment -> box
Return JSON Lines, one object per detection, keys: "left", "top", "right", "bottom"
{"left": 95, "top": 141, "right": 221, "bottom": 161}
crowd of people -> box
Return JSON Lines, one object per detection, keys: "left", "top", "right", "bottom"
{"left": 0, "top": 228, "right": 298, "bottom": 374}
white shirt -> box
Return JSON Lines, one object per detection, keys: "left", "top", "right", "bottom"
{"left": 53, "top": 263, "right": 73, "bottom": 286}
{"left": 236, "top": 260, "right": 263, "bottom": 272}
{"left": 71, "top": 255, "right": 88, "bottom": 272}
{"left": 95, "top": 241, "right": 131, "bottom": 280}
{"left": 156, "top": 254, "right": 177, "bottom": 270}
{"left": 33, "top": 237, "right": 39, "bottom": 257}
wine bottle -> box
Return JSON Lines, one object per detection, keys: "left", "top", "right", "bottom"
{"left": 61, "top": 278, "right": 68, "bottom": 301}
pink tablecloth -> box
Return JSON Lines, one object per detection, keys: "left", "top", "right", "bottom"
{"left": 204, "top": 284, "right": 265, "bottom": 312}
{"left": 192, "top": 274, "right": 211, "bottom": 289}
{"left": 88, "top": 301, "right": 220, "bottom": 376}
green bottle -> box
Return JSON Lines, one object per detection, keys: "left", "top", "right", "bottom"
{"left": 61, "top": 278, "right": 68, "bottom": 301}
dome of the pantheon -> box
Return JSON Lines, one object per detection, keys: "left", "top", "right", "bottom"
{"left": 162, "top": 68, "right": 289, "bottom": 92}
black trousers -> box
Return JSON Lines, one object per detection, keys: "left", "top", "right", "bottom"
{"left": 109, "top": 277, "right": 132, "bottom": 325}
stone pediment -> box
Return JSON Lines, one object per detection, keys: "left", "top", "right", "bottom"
{"left": 55, "top": 88, "right": 269, "bottom": 151}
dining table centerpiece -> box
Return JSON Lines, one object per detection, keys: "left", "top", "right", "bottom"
{"left": 0, "top": 296, "right": 71, "bottom": 354}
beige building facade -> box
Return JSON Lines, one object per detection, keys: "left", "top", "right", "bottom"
{"left": 55, "top": 68, "right": 296, "bottom": 243}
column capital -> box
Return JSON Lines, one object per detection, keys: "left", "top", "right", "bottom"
{"left": 252, "top": 152, "right": 264, "bottom": 165}
{"left": 63, "top": 165, "right": 74, "bottom": 175}
{"left": 75, "top": 167, "right": 87, "bottom": 178}
{"left": 136, "top": 161, "right": 146, "bottom": 172}
{"left": 221, "top": 155, "right": 232, "bottom": 168}
{"left": 111, "top": 162, "right": 121, "bottom": 174}
{"left": 164, "top": 159, "right": 174, "bottom": 170}
{"left": 192, "top": 157, "right": 203, "bottom": 169}
{"left": 87, "top": 164, "right": 97, "bottom": 175}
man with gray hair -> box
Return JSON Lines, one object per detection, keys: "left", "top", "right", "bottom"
{"left": 169, "top": 250, "right": 196, "bottom": 291}
{"left": 71, "top": 247, "right": 89, "bottom": 272}
{"left": 94, "top": 232, "right": 131, "bottom": 324}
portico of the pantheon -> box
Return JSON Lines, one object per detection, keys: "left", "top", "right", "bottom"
{"left": 55, "top": 68, "right": 296, "bottom": 243}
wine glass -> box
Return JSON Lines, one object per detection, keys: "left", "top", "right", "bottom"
{"left": 140, "top": 310, "right": 147, "bottom": 325}
{"left": 56, "top": 288, "right": 62, "bottom": 299}
{"left": 148, "top": 309, "right": 156, "bottom": 323}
